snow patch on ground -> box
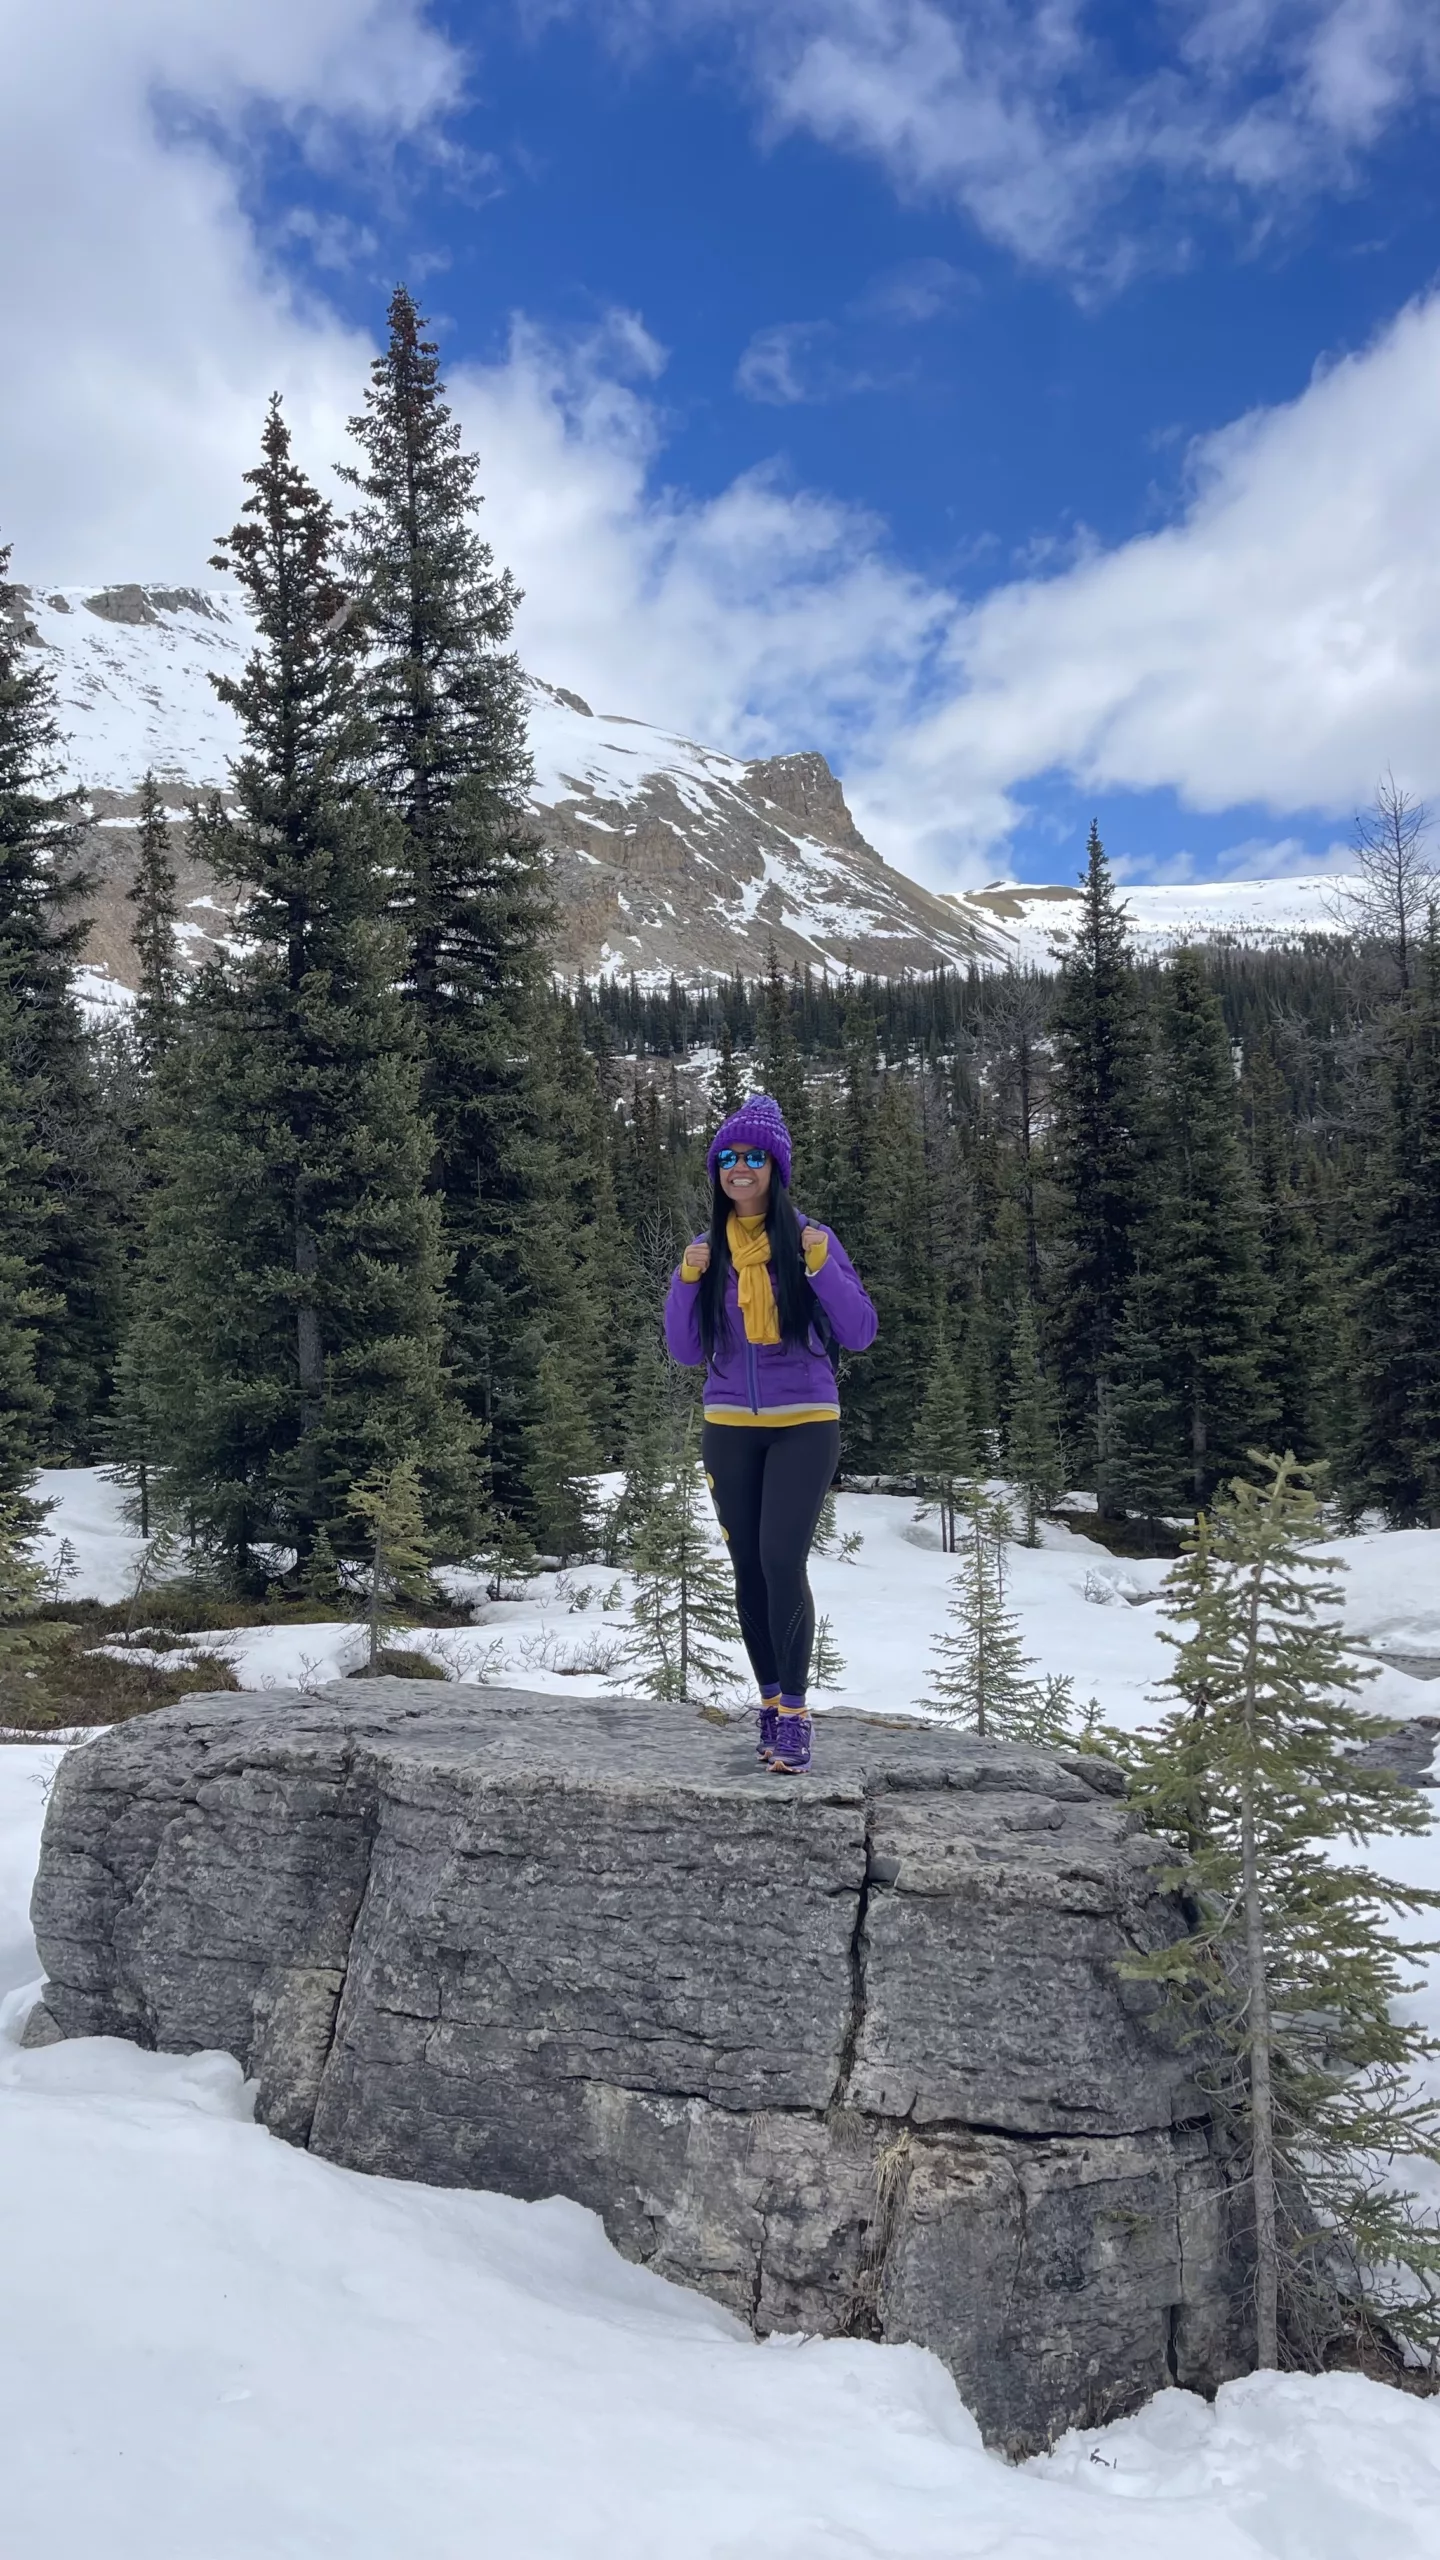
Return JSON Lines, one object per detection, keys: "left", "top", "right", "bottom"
{"left": 7, "top": 1474, "right": 1440, "bottom": 2551}
{"left": 28, "top": 1470, "right": 1440, "bottom": 1729}
{"left": 1, "top": 1736, "right": 1439, "bottom": 2553}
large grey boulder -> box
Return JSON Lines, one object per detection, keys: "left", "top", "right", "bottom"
{"left": 29, "top": 1683, "right": 1250, "bottom": 2450}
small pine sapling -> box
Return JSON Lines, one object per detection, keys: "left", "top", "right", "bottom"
{"left": 920, "top": 1493, "right": 1073, "bottom": 1741}
{"left": 1119, "top": 1453, "right": 1440, "bottom": 2370}
{"left": 813, "top": 1490, "right": 863, "bottom": 1563}
{"left": 811, "top": 1613, "right": 846, "bottom": 1689}
{"left": 300, "top": 1523, "right": 344, "bottom": 1609}
{"left": 44, "top": 1537, "right": 79, "bottom": 1606}
{"left": 623, "top": 1431, "right": 736, "bottom": 1704}
{"left": 0, "top": 1487, "right": 63, "bottom": 1705}
{"left": 349, "top": 1457, "right": 434, "bottom": 1675}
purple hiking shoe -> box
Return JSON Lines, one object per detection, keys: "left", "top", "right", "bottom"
{"left": 770, "top": 1711, "right": 812, "bottom": 1774}
{"left": 757, "top": 1703, "right": 780, "bottom": 1762}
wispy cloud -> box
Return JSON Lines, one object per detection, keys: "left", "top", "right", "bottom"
{"left": 734, "top": 318, "right": 893, "bottom": 403}
{"left": 1112, "top": 836, "right": 1354, "bottom": 887}
{"left": 585, "top": 0, "right": 1440, "bottom": 277}
{"left": 735, "top": 320, "right": 837, "bottom": 403}
{"left": 849, "top": 256, "right": 973, "bottom": 323}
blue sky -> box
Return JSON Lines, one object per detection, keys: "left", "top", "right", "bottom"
{"left": 4, "top": 0, "right": 1440, "bottom": 885}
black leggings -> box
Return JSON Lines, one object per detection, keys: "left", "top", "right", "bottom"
{"left": 701, "top": 1419, "right": 840, "bottom": 1703}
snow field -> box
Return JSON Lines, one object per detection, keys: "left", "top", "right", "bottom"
{"left": 7, "top": 1479, "right": 1440, "bottom": 2549}
{"left": 29, "top": 1467, "right": 1440, "bottom": 1738}
{"left": 3, "top": 1735, "right": 1440, "bottom": 2553}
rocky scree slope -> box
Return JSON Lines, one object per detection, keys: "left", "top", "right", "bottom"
{"left": 27, "top": 1680, "right": 1253, "bottom": 2452}
{"left": 9, "top": 581, "right": 996, "bottom": 987}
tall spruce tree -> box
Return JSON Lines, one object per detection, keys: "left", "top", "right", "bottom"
{"left": 1048, "top": 824, "right": 1148, "bottom": 1513}
{"left": 1346, "top": 912, "right": 1440, "bottom": 1524}
{"left": 1103, "top": 948, "right": 1269, "bottom": 1514}
{"left": 523, "top": 1348, "right": 600, "bottom": 1563}
{"left": 912, "top": 1328, "right": 975, "bottom": 1552}
{"left": 755, "top": 946, "right": 813, "bottom": 1164}
{"left": 0, "top": 547, "right": 121, "bottom": 1455}
{"left": 0, "top": 971, "right": 52, "bottom": 1503}
{"left": 1005, "top": 1294, "right": 1065, "bottom": 1544}
{"left": 340, "top": 286, "right": 554, "bottom": 1514}
{"left": 1120, "top": 1457, "right": 1440, "bottom": 2366}
{"left": 1245, "top": 1038, "right": 1334, "bottom": 1464}
{"left": 137, "top": 399, "right": 476, "bottom": 1578}
{"left": 127, "top": 771, "right": 183, "bottom": 1070}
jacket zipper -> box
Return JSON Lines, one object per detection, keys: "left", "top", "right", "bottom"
{"left": 745, "top": 1340, "right": 759, "bottom": 1414}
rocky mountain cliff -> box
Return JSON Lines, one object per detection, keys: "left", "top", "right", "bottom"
{"left": 10, "top": 581, "right": 1000, "bottom": 990}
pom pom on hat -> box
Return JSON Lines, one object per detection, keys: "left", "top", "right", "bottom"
{"left": 707, "top": 1094, "right": 792, "bottom": 1190}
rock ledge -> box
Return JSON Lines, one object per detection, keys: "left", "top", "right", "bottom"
{"left": 29, "top": 1682, "right": 1250, "bottom": 2449}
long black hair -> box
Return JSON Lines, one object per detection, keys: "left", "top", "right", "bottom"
{"left": 696, "top": 1171, "right": 819, "bottom": 1360}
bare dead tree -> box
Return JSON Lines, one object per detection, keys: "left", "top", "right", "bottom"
{"left": 1328, "top": 774, "right": 1436, "bottom": 991}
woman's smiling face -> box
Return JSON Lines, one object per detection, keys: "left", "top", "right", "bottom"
{"left": 719, "top": 1148, "right": 772, "bottom": 1213}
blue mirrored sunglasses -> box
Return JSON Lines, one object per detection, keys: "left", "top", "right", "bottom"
{"left": 717, "top": 1146, "right": 769, "bottom": 1171}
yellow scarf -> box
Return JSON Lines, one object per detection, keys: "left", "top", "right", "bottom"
{"left": 727, "top": 1213, "right": 781, "bottom": 1345}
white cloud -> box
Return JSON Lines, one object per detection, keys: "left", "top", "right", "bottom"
{"left": 448, "top": 290, "right": 1440, "bottom": 888}
{"left": 849, "top": 257, "right": 972, "bottom": 323}
{"left": 588, "top": 0, "right": 1440, "bottom": 275}
{"left": 5, "top": 0, "right": 1440, "bottom": 896}
{"left": 735, "top": 321, "right": 837, "bottom": 404}
{"left": 851, "top": 292, "right": 1440, "bottom": 880}
{"left": 450, "top": 317, "right": 952, "bottom": 754}
{"left": 0, "top": 0, "right": 463, "bottom": 577}
{"left": 1111, "top": 837, "right": 1352, "bottom": 888}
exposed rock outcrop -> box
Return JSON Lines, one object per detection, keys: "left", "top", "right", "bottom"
{"left": 28, "top": 1683, "right": 1251, "bottom": 2450}
{"left": 9, "top": 584, "right": 1000, "bottom": 988}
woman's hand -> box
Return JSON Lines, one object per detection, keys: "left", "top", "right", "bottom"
{"left": 684, "top": 1240, "right": 711, "bottom": 1273}
{"left": 801, "top": 1227, "right": 825, "bottom": 1255}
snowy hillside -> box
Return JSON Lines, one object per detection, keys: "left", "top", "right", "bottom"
{"left": 14, "top": 580, "right": 996, "bottom": 982}
{"left": 13, "top": 578, "right": 1356, "bottom": 987}
{"left": 17, "top": 582, "right": 250, "bottom": 788}
{"left": 949, "top": 872, "right": 1351, "bottom": 964}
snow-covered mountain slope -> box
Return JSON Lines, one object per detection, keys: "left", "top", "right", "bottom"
{"left": 12, "top": 581, "right": 997, "bottom": 986}
{"left": 12, "top": 579, "right": 1355, "bottom": 988}
{"left": 952, "top": 875, "right": 1351, "bottom": 966}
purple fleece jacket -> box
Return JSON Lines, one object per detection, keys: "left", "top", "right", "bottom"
{"left": 663, "top": 1218, "right": 877, "bottom": 1418}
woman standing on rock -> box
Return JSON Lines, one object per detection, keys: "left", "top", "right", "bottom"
{"left": 664, "top": 1095, "right": 877, "bottom": 1775}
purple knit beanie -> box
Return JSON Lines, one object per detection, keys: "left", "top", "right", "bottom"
{"left": 707, "top": 1093, "right": 793, "bottom": 1190}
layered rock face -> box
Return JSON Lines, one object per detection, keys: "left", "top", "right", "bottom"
{"left": 9, "top": 585, "right": 997, "bottom": 989}
{"left": 28, "top": 1684, "right": 1250, "bottom": 2449}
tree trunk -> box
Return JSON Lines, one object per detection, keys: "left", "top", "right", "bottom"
{"left": 294, "top": 1193, "right": 323, "bottom": 1556}
{"left": 679, "top": 1527, "right": 690, "bottom": 1701}
{"left": 1240, "top": 1566, "right": 1279, "bottom": 2367}
{"left": 1095, "top": 1374, "right": 1123, "bottom": 1521}
{"left": 368, "top": 1526, "right": 382, "bottom": 1673}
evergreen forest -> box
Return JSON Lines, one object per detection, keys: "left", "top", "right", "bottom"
{"left": 3, "top": 289, "right": 1439, "bottom": 1597}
